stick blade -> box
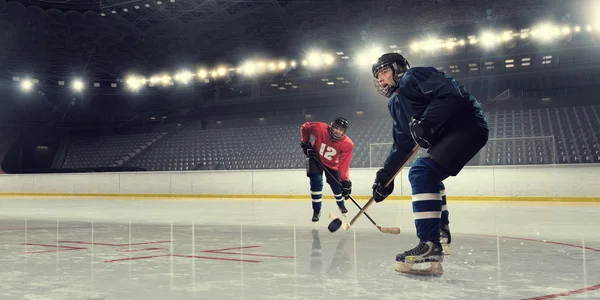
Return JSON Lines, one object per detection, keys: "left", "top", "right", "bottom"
{"left": 378, "top": 226, "right": 401, "bottom": 234}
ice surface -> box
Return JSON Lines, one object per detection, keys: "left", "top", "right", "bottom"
{"left": 0, "top": 197, "right": 599, "bottom": 299}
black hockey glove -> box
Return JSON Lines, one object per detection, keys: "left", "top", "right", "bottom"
{"left": 301, "top": 141, "right": 316, "bottom": 158}
{"left": 341, "top": 180, "right": 352, "bottom": 199}
{"left": 372, "top": 169, "right": 394, "bottom": 203}
{"left": 409, "top": 117, "right": 435, "bottom": 149}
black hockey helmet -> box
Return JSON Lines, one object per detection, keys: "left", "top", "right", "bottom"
{"left": 372, "top": 53, "right": 410, "bottom": 97}
{"left": 330, "top": 117, "right": 348, "bottom": 140}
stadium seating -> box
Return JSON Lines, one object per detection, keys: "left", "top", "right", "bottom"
{"left": 61, "top": 105, "right": 600, "bottom": 170}
{"left": 62, "top": 132, "right": 167, "bottom": 169}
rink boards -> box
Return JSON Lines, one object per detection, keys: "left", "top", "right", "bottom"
{"left": 0, "top": 164, "right": 598, "bottom": 201}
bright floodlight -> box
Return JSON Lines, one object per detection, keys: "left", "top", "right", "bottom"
{"left": 197, "top": 70, "right": 208, "bottom": 79}
{"left": 72, "top": 79, "right": 84, "bottom": 91}
{"left": 532, "top": 23, "right": 560, "bottom": 42}
{"left": 160, "top": 74, "right": 171, "bottom": 86}
{"left": 356, "top": 47, "right": 383, "bottom": 67}
{"left": 150, "top": 76, "right": 161, "bottom": 84}
{"left": 306, "top": 51, "right": 323, "bottom": 68}
{"left": 241, "top": 61, "right": 256, "bottom": 75}
{"left": 126, "top": 76, "right": 146, "bottom": 91}
{"left": 175, "top": 70, "right": 193, "bottom": 84}
{"left": 323, "top": 54, "right": 334, "bottom": 65}
{"left": 479, "top": 32, "right": 496, "bottom": 48}
{"left": 20, "top": 79, "right": 33, "bottom": 91}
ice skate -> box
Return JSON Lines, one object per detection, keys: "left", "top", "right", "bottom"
{"left": 440, "top": 224, "right": 451, "bottom": 255}
{"left": 337, "top": 203, "right": 348, "bottom": 217}
{"left": 312, "top": 209, "right": 321, "bottom": 223}
{"left": 394, "top": 241, "right": 444, "bottom": 276}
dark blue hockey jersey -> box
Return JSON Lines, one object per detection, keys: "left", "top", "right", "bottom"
{"left": 382, "top": 66, "right": 488, "bottom": 174}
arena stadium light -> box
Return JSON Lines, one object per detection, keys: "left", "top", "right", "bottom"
{"left": 160, "top": 74, "right": 172, "bottom": 86}
{"left": 20, "top": 79, "right": 33, "bottom": 92}
{"left": 174, "top": 70, "right": 193, "bottom": 84}
{"left": 356, "top": 46, "right": 383, "bottom": 67}
{"left": 303, "top": 51, "right": 335, "bottom": 69}
{"left": 531, "top": 23, "right": 561, "bottom": 43}
{"left": 72, "top": 79, "right": 84, "bottom": 91}
{"left": 305, "top": 51, "right": 323, "bottom": 68}
{"left": 197, "top": 69, "right": 208, "bottom": 79}
{"left": 278, "top": 61, "right": 286, "bottom": 70}
{"left": 125, "top": 76, "right": 146, "bottom": 91}
{"left": 240, "top": 61, "right": 256, "bottom": 75}
{"left": 479, "top": 31, "right": 498, "bottom": 49}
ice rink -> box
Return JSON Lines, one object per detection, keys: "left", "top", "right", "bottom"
{"left": 1, "top": 196, "right": 599, "bottom": 300}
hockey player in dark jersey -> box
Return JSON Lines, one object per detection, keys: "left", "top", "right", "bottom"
{"left": 371, "top": 53, "right": 489, "bottom": 275}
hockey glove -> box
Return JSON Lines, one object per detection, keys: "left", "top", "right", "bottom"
{"left": 409, "top": 117, "right": 435, "bottom": 149}
{"left": 301, "top": 141, "right": 316, "bottom": 158}
{"left": 372, "top": 169, "right": 394, "bottom": 202}
{"left": 341, "top": 180, "right": 352, "bottom": 199}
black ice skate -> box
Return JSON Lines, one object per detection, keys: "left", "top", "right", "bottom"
{"left": 337, "top": 203, "right": 348, "bottom": 217}
{"left": 394, "top": 241, "right": 444, "bottom": 276}
{"left": 312, "top": 209, "right": 321, "bottom": 223}
{"left": 440, "top": 224, "right": 451, "bottom": 255}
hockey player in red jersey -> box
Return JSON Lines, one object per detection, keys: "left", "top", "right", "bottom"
{"left": 300, "top": 117, "right": 355, "bottom": 223}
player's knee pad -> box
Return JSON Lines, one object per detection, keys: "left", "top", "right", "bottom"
{"left": 309, "top": 174, "right": 324, "bottom": 191}
{"left": 408, "top": 158, "right": 449, "bottom": 194}
{"left": 427, "top": 125, "right": 489, "bottom": 176}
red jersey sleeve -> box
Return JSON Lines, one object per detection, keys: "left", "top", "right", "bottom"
{"left": 300, "top": 122, "right": 317, "bottom": 142}
{"left": 338, "top": 138, "right": 354, "bottom": 181}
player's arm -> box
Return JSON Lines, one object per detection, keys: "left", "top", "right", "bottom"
{"left": 338, "top": 141, "right": 354, "bottom": 198}
{"left": 382, "top": 125, "right": 416, "bottom": 175}
{"left": 372, "top": 124, "right": 415, "bottom": 202}
{"left": 407, "top": 68, "right": 470, "bottom": 132}
{"left": 300, "top": 122, "right": 318, "bottom": 157}
{"left": 300, "top": 122, "right": 316, "bottom": 142}
{"left": 338, "top": 142, "right": 353, "bottom": 181}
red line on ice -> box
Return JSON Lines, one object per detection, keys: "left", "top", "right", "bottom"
{"left": 204, "top": 251, "right": 295, "bottom": 259}
{"left": 116, "top": 247, "right": 168, "bottom": 252}
{"left": 103, "top": 254, "right": 261, "bottom": 263}
{"left": 19, "top": 243, "right": 87, "bottom": 254}
{"left": 58, "top": 240, "right": 172, "bottom": 246}
{"left": 203, "top": 246, "right": 260, "bottom": 252}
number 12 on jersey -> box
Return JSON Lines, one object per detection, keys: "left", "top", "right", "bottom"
{"left": 319, "top": 143, "right": 337, "bottom": 161}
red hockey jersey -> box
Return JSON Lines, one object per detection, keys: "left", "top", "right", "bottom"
{"left": 300, "top": 122, "right": 354, "bottom": 181}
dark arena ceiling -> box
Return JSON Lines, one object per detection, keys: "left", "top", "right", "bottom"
{"left": 0, "top": 0, "right": 575, "bottom": 82}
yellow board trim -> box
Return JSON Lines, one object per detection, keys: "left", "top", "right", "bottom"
{"left": 0, "top": 192, "right": 598, "bottom": 202}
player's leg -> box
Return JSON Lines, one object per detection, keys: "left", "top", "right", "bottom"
{"left": 395, "top": 157, "right": 449, "bottom": 275}
{"left": 428, "top": 124, "right": 488, "bottom": 256}
{"left": 324, "top": 168, "right": 348, "bottom": 216}
{"left": 395, "top": 125, "right": 489, "bottom": 275}
{"left": 306, "top": 158, "right": 325, "bottom": 222}
{"left": 439, "top": 182, "right": 451, "bottom": 254}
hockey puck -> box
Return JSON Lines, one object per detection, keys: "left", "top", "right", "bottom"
{"left": 328, "top": 218, "right": 342, "bottom": 233}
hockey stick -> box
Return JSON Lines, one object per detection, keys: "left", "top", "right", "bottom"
{"left": 328, "top": 144, "right": 420, "bottom": 233}
{"left": 309, "top": 156, "right": 401, "bottom": 235}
